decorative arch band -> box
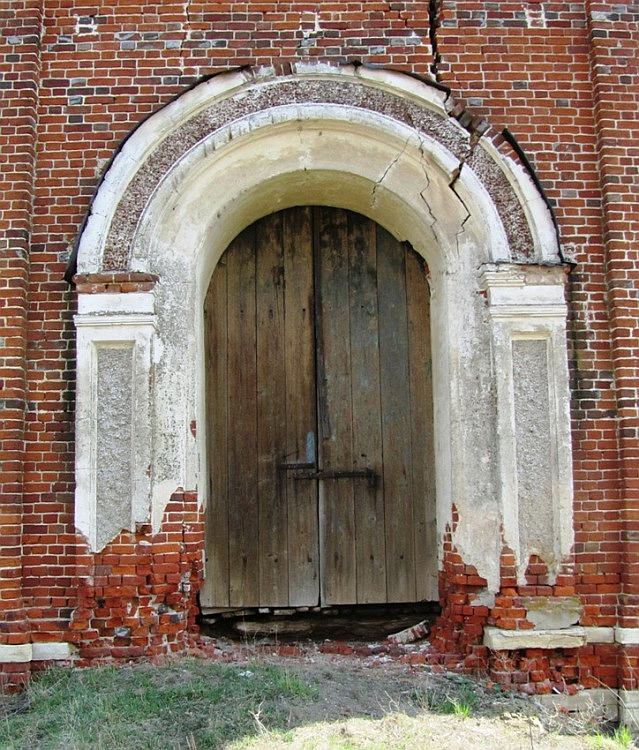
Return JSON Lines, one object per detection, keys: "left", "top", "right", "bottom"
{"left": 76, "top": 64, "right": 560, "bottom": 274}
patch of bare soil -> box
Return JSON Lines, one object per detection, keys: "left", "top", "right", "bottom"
{"left": 204, "top": 637, "right": 615, "bottom": 748}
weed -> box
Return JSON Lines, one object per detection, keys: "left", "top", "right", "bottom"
{"left": 0, "top": 657, "right": 609, "bottom": 749}
{"left": 447, "top": 698, "right": 473, "bottom": 718}
{"left": 589, "top": 725, "right": 636, "bottom": 750}
{"left": 613, "top": 725, "right": 635, "bottom": 749}
{"left": 417, "top": 683, "right": 476, "bottom": 718}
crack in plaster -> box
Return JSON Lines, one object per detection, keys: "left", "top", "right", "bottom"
{"left": 448, "top": 173, "right": 472, "bottom": 255}
{"left": 417, "top": 139, "right": 439, "bottom": 236}
{"left": 371, "top": 136, "right": 411, "bottom": 207}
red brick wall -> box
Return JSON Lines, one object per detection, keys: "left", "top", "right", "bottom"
{"left": 69, "top": 491, "right": 203, "bottom": 666}
{"left": 1, "top": 0, "right": 638, "bottom": 690}
{"left": 0, "top": 0, "right": 43, "bottom": 690}
{"left": 586, "top": 0, "right": 639, "bottom": 691}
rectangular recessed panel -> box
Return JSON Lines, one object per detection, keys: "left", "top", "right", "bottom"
{"left": 96, "top": 344, "right": 134, "bottom": 550}
{"left": 512, "top": 339, "right": 554, "bottom": 558}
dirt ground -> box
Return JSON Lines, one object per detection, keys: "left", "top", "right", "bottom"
{"left": 196, "top": 636, "right": 618, "bottom": 749}
{"left": 0, "top": 635, "right": 628, "bottom": 749}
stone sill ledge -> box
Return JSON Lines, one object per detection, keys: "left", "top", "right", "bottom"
{"left": 0, "top": 642, "right": 76, "bottom": 664}
{"left": 484, "top": 626, "right": 587, "bottom": 650}
{"left": 539, "top": 689, "right": 639, "bottom": 726}
{"left": 484, "top": 625, "right": 639, "bottom": 650}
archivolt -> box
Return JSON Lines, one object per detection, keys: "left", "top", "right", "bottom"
{"left": 75, "top": 63, "right": 559, "bottom": 276}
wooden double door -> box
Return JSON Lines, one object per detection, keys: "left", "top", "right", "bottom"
{"left": 202, "top": 206, "right": 436, "bottom": 609}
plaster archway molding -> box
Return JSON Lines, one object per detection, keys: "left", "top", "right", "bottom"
{"left": 73, "top": 64, "right": 572, "bottom": 592}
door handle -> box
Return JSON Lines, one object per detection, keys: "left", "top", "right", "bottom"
{"left": 291, "top": 468, "right": 378, "bottom": 489}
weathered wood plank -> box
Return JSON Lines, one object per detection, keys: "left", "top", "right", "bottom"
{"left": 283, "top": 207, "right": 319, "bottom": 606}
{"left": 316, "top": 207, "right": 356, "bottom": 605}
{"left": 256, "top": 211, "right": 288, "bottom": 606}
{"left": 377, "top": 227, "right": 416, "bottom": 602}
{"left": 347, "top": 212, "right": 386, "bottom": 603}
{"left": 205, "top": 207, "right": 434, "bottom": 610}
{"left": 202, "top": 257, "right": 229, "bottom": 607}
{"left": 226, "top": 226, "right": 259, "bottom": 606}
{"left": 406, "top": 250, "right": 438, "bottom": 601}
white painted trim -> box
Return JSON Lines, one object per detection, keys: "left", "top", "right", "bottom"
{"left": 484, "top": 626, "right": 586, "bottom": 650}
{"left": 615, "top": 627, "right": 639, "bottom": 645}
{"left": 72, "top": 65, "right": 564, "bottom": 585}
{"left": 78, "top": 292, "right": 154, "bottom": 316}
{"left": 487, "top": 284, "right": 566, "bottom": 309}
{"left": 75, "top": 313, "right": 156, "bottom": 328}
{"left": 483, "top": 265, "right": 574, "bottom": 585}
{"left": 74, "top": 308, "right": 156, "bottom": 551}
{"left": 489, "top": 305, "right": 568, "bottom": 320}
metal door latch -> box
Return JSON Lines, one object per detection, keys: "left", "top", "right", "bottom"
{"left": 291, "top": 467, "right": 378, "bottom": 489}
{"left": 277, "top": 461, "right": 378, "bottom": 489}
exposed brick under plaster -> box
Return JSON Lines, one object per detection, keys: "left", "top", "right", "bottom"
{"left": 68, "top": 491, "right": 203, "bottom": 665}
{"left": 73, "top": 273, "right": 159, "bottom": 294}
{"left": 0, "top": 504, "right": 624, "bottom": 696}
{"left": 1, "top": 491, "right": 204, "bottom": 692}
{"left": 428, "top": 514, "right": 620, "bottom": 695}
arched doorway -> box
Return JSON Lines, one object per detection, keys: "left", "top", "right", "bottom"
{"left": 72, "top": 66, "right": 571, "bottom": 614}
{"left": 201, "top": 206, "right": 437, "bottom": 610}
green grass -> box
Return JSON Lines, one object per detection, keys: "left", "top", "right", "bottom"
{"left": 0, "top": 658, "right": 627, "bottom": 749}
{"left": 0, "top": 660, "right": 318, "bottom": 750}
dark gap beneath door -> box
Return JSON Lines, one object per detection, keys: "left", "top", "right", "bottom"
{"left": 198, "top": 601, "right": 440, "bottom": 641}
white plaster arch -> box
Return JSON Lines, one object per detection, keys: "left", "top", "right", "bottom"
{"left": 74, "top": 64, "right": 572, "bottom": 594}
{"left": 77, "top": 64, "right": 559, "bottom": 273}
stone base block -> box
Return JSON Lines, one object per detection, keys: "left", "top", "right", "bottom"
{"left": 0, "top": 642, "right": 76, "bottom": 664}
{"left": 484, "top": 626, "right": 586, "bottom": 650}
{"left": 0, "top": 644, "right": 32, "bottom": 664}
{"left": 619, "top": 690, "right": 639, "bottom": 730}
{"left": 536, "top": 688, "right": 618, "bottom": 722}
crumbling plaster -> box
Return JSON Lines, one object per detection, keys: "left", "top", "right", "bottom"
{"left": 74, "top": 64, "right": 569, "bottom": 593}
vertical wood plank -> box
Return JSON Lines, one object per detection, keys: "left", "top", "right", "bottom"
{"left": 256, "top": 212, "right": 288, "bottom": 606}
{"left": 284, "top": 207, "right": 319, "bottom": 606}
{"left": 406, "top": 250, "right": 438, "bottom": 601}
{"left": 347, "top": 212, "right": 386, "bottom": 603}
{"left": 204, "top": 207, "right": 435, "bottom": 610}
{"left": 202, "top": 258, "right": 229, "bottom": 607}
{"left": 226, "top": 226, "right": 259, "bottom": 606}
{"left": 317, "top": 207, "right": 356, "bottom": 605}
{"left": 377, "top": 227, "right": 416, "bottom": 602}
